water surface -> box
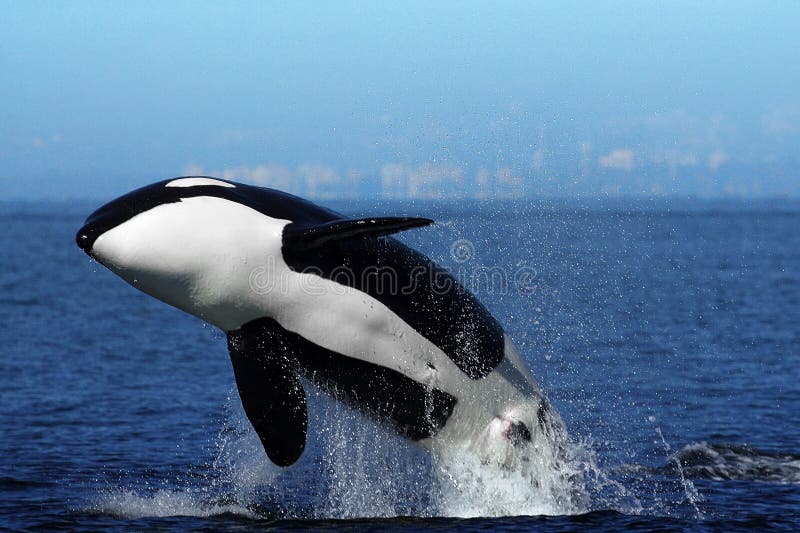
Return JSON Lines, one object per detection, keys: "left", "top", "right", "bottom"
{"left": 1, "top": 198, "right": 798, "bottom": 531}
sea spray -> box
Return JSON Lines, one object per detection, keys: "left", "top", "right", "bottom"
{"left": 654, "top": 425, "right": 704, "bottom": 519}
{"left": 210, "top": 391, "right": 281, "bottom": 500}
{"left": 314, "top": 398, "right": 435, "bottom": 518}
{"left": 92, "top": 386, "right": 643, "bottom": 520}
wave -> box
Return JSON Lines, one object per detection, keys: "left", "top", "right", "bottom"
{"left": 672, "top": 442, "right": 800, "bottom": 484}
{"left": 0, "top": 476, "right": 56, "bottom": 490}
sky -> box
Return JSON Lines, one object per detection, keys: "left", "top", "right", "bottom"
{"left": 1, "top": 1, "right": 799, "bottom": 199}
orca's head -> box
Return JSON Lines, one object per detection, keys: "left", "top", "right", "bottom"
{"left": 76, "top": 177, "right": 289, "bottom": 325}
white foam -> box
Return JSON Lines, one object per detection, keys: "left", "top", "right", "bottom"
{"left": 93, "top": 487, "right": 257, "bottom": 519}
{"left": 432, "top": 429, "right": 592, "bottom": 517}
{"left": 165, "top": 177, "right": 235, "bottom": 188}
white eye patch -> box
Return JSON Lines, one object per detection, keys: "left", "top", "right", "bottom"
{"left": 165, "top": 177, "right": 236, "bottom": 188}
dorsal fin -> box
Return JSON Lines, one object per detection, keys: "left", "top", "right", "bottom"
{"left": 283, "top": 217, "right": 433, "bottom": 252}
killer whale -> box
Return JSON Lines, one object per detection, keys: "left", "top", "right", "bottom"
{"left": 77, "top": 176, "right": 558, "bottom": 467}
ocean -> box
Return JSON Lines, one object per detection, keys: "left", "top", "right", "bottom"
{"left": 1, "top": 198, "right": 798, "bottom": 531}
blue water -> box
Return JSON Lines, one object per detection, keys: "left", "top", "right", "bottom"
{"left": 2, "top": 198, "right": 799, "bottom": 531}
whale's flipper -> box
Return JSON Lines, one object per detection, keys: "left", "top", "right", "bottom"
{"left": 283, "top": 216, "right": 433, "bottom": 252}
{"left": 226, "top": 329, "right": 307, "bottom": 467}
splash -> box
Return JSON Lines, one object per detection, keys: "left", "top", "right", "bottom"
{"left": 654, "top": 426, "right": 704, "bottom": 519}
{"left": 90, "top": 389, "right": 640, "bottom": 520}
{"left": 312, "top": 398, "right": 435, "bottom": 518}
{"left": 433, "top": 446, "right": 586, "bottom": 517}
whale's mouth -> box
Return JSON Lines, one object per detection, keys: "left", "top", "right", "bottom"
{"left": 75, "top": 225, "right": 92, "bottom": 253}
{"left": 76, "top": 223, "right": 101, "bottom": 257}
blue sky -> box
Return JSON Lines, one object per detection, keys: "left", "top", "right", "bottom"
{"left": 1, "top": 1, "right": 798, "bottom": 199}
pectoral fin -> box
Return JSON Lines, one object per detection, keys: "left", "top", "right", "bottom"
{"left": 227, "top": 328, "right": 307, "bottom": 467}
